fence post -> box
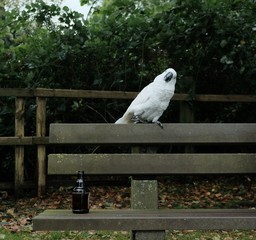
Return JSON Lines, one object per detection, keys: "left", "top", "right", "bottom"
{"left": 36, "top": 97, "right": 46, "bottom": 196}
{"left": 179, "top": 77, "right": 195, "bottom": 153}
{"left": 179, "top": 77, "right": 195, "bottom": 123}
{"left": 15, "top": 97, "right": 25, "bottom": 196}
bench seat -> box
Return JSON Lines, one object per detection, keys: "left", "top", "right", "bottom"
{"left": 33, "top": 208, "right": 256, "bottom": 231}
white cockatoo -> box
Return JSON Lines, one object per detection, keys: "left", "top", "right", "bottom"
{"left": 115, "top": 68, "right": 177, "bottom": 128}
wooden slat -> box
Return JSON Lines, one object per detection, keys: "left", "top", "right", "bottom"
{"left": 0, "top": 181, "right": 35, "bottom": 190}
{"left": 15, "top": 97, "right": 25, "bottom": 196}
{"left": 0, "top": 137, "right": 32, "bottom": 145}
{"left": 33, "top": 209, "right": 256, "bottom": 231}
{"left": 0, "top": 88, "right": 34, "bottom": 97}
{"left": 49, "top": 123, "right": 256, "bottom": 144}
{"left": 1, "top": 88, "right": 256, "bottom": 102}
{"left": 36, "top": 97, "right": 47, "bottom": 196}
{"left": 195, "top": 94, "right": 256, "bottom": 102}
{"left": 34, "top": 88, "right": 137, "bottom": 99}
{"left": 48, "top": 153, "right": 256, "bottom": 175}
{"left": 32, "top": 137, "right": 49, "bottom": 145}
{"left": 0, "top": 137, "right": 49, "bottom": 145}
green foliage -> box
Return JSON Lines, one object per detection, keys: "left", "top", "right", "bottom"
{"left": 85, "top": 0, "right": 175, "bottom": 91}
{"left": 0, "top": 1, "right": 89, "bottom": 89}
{"left": 80, "top": 0, "right": 256, "bottom": 95}
{"left": 1, "top": 0, "right": 255, "bottom": 92}
{"left": 0, "top": 0, "right": 256, "bottom": 181}
{"left": 157, "top": 0, "right": 256, "bottom": 94}
{"left": 0, "top": 1, "right": 90, "bottom": 181}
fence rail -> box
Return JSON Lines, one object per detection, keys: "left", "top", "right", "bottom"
{"left": 1, "top": 88, "right": 256, "bottom": 101}
{"left": 0, "top": 137, "right": 49, "bottom": 145}
{"left": 1, "top": 88, "right": 256, "bottom": 196}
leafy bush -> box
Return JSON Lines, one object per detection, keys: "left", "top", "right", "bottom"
{"left": 0, "top": 0, "right": 256, "bottom": 181}
{"left": 156, "top": 0, "right": 256, "bottom": 94}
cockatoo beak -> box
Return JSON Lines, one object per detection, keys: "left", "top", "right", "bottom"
{"left": 164, "top": 72, "right": 173, "bottom": 82}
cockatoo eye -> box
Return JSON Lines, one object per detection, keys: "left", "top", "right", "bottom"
{"left": 164, "top": 72, "right": 173, "bottom": 82}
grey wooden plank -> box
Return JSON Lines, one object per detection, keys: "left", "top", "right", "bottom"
{"left": 33, "top": 209, "right": 256, "bottom": 231}
{"left": 49, "top": 123, "right": 256, "bottom": 144}
{"left": 48, "top": 153, "right": 256, "bottom": 175}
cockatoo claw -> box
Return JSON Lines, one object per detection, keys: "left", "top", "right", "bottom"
{"left": 155, "top": 121, "right": 163, "bottom": 129}
{"left": 132, "top": 115, "right": 144, "bottom": 124}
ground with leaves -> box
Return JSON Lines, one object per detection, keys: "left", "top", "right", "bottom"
{"left": 1, "top": 176, "right": 256, "bottom": 239}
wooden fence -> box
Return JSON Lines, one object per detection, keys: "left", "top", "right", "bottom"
{"left": 1, "top": 88, "right": 256, "bottom": 196}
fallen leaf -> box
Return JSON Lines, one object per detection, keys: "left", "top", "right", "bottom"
{"left": 0, "top": 234, "right": 6, "bottom": 239}
{"left": 6, "top": 208, "right": 16, "bottom": 217}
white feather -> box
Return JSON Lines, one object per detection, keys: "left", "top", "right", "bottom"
{"left": 115, "top": 68, "right": 177, "bottom": 124}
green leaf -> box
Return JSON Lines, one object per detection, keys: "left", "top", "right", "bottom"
{"left": 220, "top": 39, "right": 227, "bottom": 48}
{"left": 62, "top": 6, "right": 69, "bottom": 12}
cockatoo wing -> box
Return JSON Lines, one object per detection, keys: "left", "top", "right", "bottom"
{"left": 127, "top": 83, "right": 154, "bottom": 114}
{"left": 115, "top": 83, "right": 154, "bottom": 123}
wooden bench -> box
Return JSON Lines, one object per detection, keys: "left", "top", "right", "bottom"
{"left": 33, "top": 123, "right": 256, "bottom": 240}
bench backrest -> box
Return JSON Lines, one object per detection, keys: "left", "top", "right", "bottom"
{"left": 50, "top": 123, "right": 256, "bottom": 144}
{"left": 48, "top": 123, "right": 256, "bottom": 175}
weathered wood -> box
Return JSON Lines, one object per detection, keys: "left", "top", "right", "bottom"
{"left": 130, "top": 145, "right": 163, "bottom": 239}
{"left": 179, "top": 76, "right": 195, "bottom": 123}
{"left": 0, "top": 88, "right": 34, "bottom": 97}
{"left": 14, "top": 97, "right": 25, "bottom": 196}
{"left": 132, "top": 231, "right": 165, "bottom": 240}
{"left": 131, "top": 180, "right": 158, "bottom": 209}
{"left": 32, "top": 136, "right": 49, "bottom": 145}
{"left": 131, "top": 180, "right": 163, "bottom": 239}
{"left": 1, "top": 88, "right": 256, "bottom": 102}
{"left": 0, "top": 181, "right": 35, "bottom": 190}
{"left": 179, "top": 88, "right": 195, "bottom": 153}
{"left": 0, "top": 137, "right": 32, "bottom": 145}
{"left": 0, "top": 137, "right": 49, "bottom": 145}
{"left": 37, "top": 145, "right": 46, "bottom": 195}
{"left": 49, "top": 123, "right": 256, "bottom": 144}
{"left": 33, "top": 209, "right": 256, "bottom": 231}
{"left": 36, "top": 97, "right": 47, "bottom": 196}
{"left": 0, "top": 88, "right": 137, "bottom": 99}
{"left": 48, "top": 153, "right": 256, "bottom": 175}
{"left": 33, "top": 121, "right": 256, "bottom": 235}
{"left": 179, "top": 102, "right": 195, "bottom": 123}
{"left": 194, "top": 94, "right": 256, "bottom": 102}
{"left": 34, "top": 88, "right": 137, "bottom": 99}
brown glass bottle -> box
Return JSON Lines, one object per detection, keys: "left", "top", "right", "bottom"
{"left": 72, "top": 171, "right": 89, "bottom": 214}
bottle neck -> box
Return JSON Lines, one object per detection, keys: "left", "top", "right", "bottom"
{"left": 77, "top": 171, "right": 84, "bottom": 180}
{"left": 76, "top": 171, "right": 86, "bottom": 189}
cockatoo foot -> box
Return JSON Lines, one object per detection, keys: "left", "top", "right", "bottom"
{"left": 131, "top": 115, "right": 144, "bottom": 124}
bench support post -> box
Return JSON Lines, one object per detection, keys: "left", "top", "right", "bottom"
{"left": 130, "top": 144, "right": 165, "bottom": 240}
{"left": 131, "top": 179, "right": 165, "bottom": 240}
{"left": 131, "top": 179, "right": 158, "bottom": 209}
{"left": 132, "top": 230, "right": 166, "bottom": 240}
